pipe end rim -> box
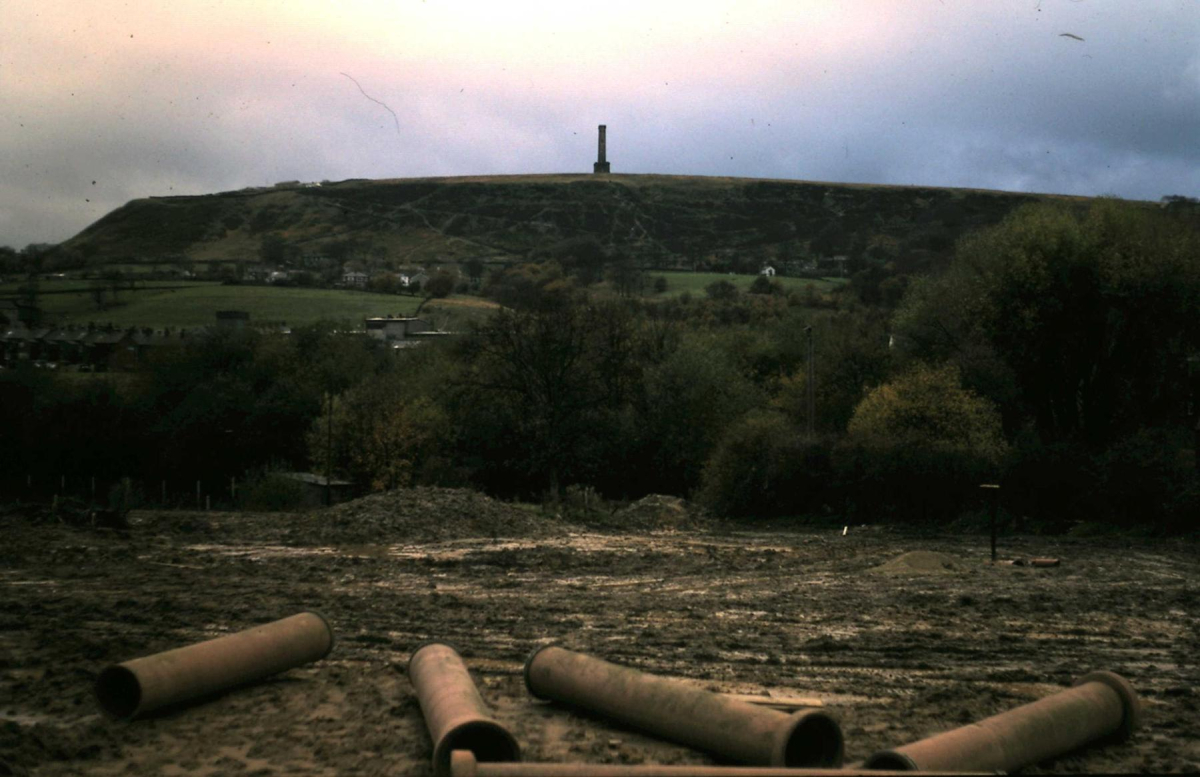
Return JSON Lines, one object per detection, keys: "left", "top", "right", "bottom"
{"left": 862, "top": 750, "right": 921, "bottom": 771}
{"left": 1075, "top": 670, "right": 1142, "bottom": 739}
{"left": 774, "top": 708, "right": 844, "bottom": 768}
{"left": 522, "top": 643, "right": 559, "bottom": 700}
{"left": 407, "top": 640, "right": 463, "bottom": 676}
{"left": 94, "top": 665, "right": 142, "bottom": 720}
{"left": 302, "top": 610, "right": 337, "bottom": 659}
{"left": 432, "top": 719, "right": 521, "bottom": 777}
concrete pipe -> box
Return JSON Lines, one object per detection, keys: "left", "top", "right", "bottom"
{"left": 523, "top": 646, "right": 843, "bottom": 768}
{"left": 409, "top": 642, "right": 522, "bottom": 777}
{"left": 95, "top": 611, "right": 334, "bottom": 720}
{"left": 449, "top": 750, "right": 987, "bottom": 777}
{"left": 863, "top": 670, "right": 1141, "bottom": 772}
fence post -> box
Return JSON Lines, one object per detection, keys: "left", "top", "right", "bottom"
{"left": 981, "top": 483, "right": 1001, "bottom": 562}
{"left": 196, "top": 480, "right": 201, "bottom": 510}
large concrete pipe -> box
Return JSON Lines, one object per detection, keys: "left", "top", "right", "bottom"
{"left": 94, "top": 611, "right": 334, "bottom": 720}
{"left": 409, "top": 642, "right": 522, "bottom": 777}
{"left": 523, "top": 646, "right": 843, "bottom": 768}
{"left": 449, "top": 750, "right": 988, "bottom": 777}
{"left": 863, "top": 670, "right": 1141, "bottom": 772}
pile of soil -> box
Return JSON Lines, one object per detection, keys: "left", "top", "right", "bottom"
{"left": 303, "top": 487, "right": 565, "bottom": 544}
{"left": 129, "top": 487, "right": 568, "bottom": 546}
{"left": 595, "top": 495, "right": 710, "bottom": 531}
{"left": 870, "top": 550, "right": 966, "bottom": 575}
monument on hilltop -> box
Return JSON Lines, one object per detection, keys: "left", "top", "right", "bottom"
{"left": 593, "top": 125, "right": 610, "bottom": 174}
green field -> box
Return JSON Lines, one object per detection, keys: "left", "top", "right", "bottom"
{"left": 652, "top": 271, "right": 846, "bottom": 298}
{"left": 4, "top": 282, "right": 433, "bottom": 329}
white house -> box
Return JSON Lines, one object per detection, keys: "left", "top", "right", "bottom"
{"left": 401, "top": 270, "right": 430, "bottom": 288}
{"left": 342, "top": 270, "right": 369, "bottom": 287}
{"left": 760, "top": 265, "right": 776, "bottom": 277}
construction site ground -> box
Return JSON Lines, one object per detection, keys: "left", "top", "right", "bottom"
{"left": 1, "top": 488, "right": 1197, "bottom": 775}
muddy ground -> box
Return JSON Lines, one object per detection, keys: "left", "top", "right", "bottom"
{"left": 1, "top": 488, "right": 1197, "bottom": 775}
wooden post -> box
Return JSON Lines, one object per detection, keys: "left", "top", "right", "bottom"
{"left": 196, "top": 480, "right": 201, "bottom": 509}
{"left": 161, "top": 480, "right": 167, "bottom": 505}
{"left": 981, "top": 484, "right": 1000, "bottom": 562}
{"left": 804, "top": 325, "right": 815, "bottom": 437}
{"left": 326, "top": 391, "right": 333, "bottom": 507}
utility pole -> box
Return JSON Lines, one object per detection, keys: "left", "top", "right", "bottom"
{"left": 325, "top": 390, "right": 333, "bottom": 507}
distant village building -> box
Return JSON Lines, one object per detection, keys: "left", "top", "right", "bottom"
{"left": 364, "top": 316, "right": 433, "bottom": 342}
{"left": 402, "top": 270, "right": 429, "bottom": 288}
{"left": 343, "top": 270, "right": 369, "bottom": 287}
{"left": 760, "top": 265, "right": 776, "bottom": 277}
{"left": 273, "top": 472, "right": 355, "bottom": 507}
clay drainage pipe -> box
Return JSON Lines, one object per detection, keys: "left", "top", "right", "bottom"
{"left": 523, "top": 646, "right": 843, "bottom": 768}
{"left": 409, "top": 642, "right": 522, "bottom": 777}
{"left": 94, "top": 611, "right": 335, "bottom": 720}
{"left": 863, "top": 670, "right": 1141, "bottom": 772}
{"left": 449, "top": 751, "right": 992, "bottom": 777}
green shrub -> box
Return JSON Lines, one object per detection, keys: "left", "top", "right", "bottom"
{"left": 698, "top": 411, "right": 834, "bottom": 518}
{"left": 1097, "top": 427, "right": 1196, "bottom": 531}
{"left": 836, "top": 364, "right": 1007, "bottom": 522}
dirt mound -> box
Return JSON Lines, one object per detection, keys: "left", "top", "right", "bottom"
{"left": 129, "top": 488, "right": 568, "bottom": 545}
{"left": 290, "top": 487, "right": 566, "bottom": 544}
{"left": 871, "top": 550, "right": 966, "bottom": 575}
{"left": 602, "top": 494, "right": 709, "bottom": 531}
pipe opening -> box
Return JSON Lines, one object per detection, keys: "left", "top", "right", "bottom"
{"left": 95, "top": 666, "right": 142, "bottom": 719}
{"left": 779, "top": 710, "right": 845, "bottom": 767}
{"left": 522, "top": 644, "right": 556, "bottom": 700}
{"left": 435, "top": 721, "right": 521, "bottom": 775}
{"left": 862, "top": 750, "right": 919, "bottom": 771}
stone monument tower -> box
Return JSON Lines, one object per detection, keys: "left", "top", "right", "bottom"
{"left": 593, "top": 125, "right": 610, "bottom": 174}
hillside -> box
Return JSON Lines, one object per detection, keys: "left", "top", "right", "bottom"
{"left": 59, "top": 174, "right": 1090, "bottom": 272}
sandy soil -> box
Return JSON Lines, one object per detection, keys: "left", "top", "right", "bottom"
{"left": 1, "top": 490, "right": 1197, "bottom": 775}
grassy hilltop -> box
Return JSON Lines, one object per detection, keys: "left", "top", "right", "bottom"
{"left": 58, "top": 173, "right": 1085, "bottom": 271}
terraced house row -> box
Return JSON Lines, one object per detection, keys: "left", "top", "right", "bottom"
{"left": 0, "top": 322, "right": 193, "bottom": 371}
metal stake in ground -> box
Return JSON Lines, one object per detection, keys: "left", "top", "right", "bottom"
{"left": 980, "top": 483, "right": 1000, "bottom": 562}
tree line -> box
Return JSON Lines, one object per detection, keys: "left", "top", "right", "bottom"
{"left": 3, "top": 198, "right": 1197, "bottom": 532}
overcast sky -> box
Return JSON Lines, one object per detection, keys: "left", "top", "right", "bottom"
{"left": 2, "top": 0, "right": 1198, "bottom": 247}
